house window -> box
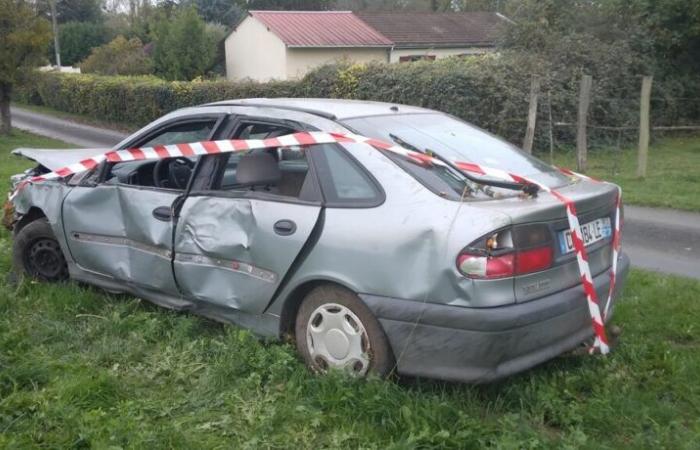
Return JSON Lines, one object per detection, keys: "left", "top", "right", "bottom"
{"left": 398, "top": 55, "right": 437, "bottom": 63}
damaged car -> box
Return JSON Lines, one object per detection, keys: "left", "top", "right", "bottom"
{"left": 6, "top": 99, "right": 630, "bottom": 383}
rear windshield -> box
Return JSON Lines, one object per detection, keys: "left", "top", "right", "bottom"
{"left": 343, "top": 113, "right": 567, "bottom": 199}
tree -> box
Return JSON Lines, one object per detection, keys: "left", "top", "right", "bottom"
{"left": 36, "top": 0, "right": 103, "bottom": 24}
{"left": 242, "top": 0, "right": 331, "bottom": 10}
{"left": 49, "top": 21, "right": 109, "bottom": 66}
{"left": 56, "top": 0, "right": 103, "bottom": 23}
{"left": 0, "top": 0, "right": 52, "bottom": 134}
{"left": 179, "top": 0, "right": 245, "bottom": 26}
{"left": 80, "top": 35, "right": 154, "bottom": 75}
{"left": 152, "top": 7, "right": 216, "bottom": 80}
{"left": 611, "top": 0, "right": 700, "bottom": 74}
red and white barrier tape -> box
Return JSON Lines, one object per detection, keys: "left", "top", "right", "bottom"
{"left": 14, "top": 131, "right": 621, "bottom": 353}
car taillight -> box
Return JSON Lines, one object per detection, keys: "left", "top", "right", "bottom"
{"left": 456, "top": 225, "right": 553, "bottom": 279}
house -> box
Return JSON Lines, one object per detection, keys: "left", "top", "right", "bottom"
{"left": 356, "top": 11, "right": 509, "bottom": 63}
{"left": 224, "top": 11, "right": 509, "bottom": 81}
{"left": 225, "top": 11, "right": 392, "bottom": 82}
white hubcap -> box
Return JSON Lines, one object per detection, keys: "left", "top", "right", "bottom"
{"left": 306, "top": 303, "right": 370, "bottom": 375}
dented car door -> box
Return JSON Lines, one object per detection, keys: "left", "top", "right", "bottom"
{"left": 172, "top": 119, "right": 323, "bottom": 314}
{"left": 61, "top": 115, "right": 224, "bottom": 295}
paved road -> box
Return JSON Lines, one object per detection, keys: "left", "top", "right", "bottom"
{"left": 11, "top": 106, "right": 128, "bottom": 148}
{"left": 8, "top": 106, "right": 700, "bottom": 279}
{"left": 622, "top": 206, "right": 700, "bottom": 279}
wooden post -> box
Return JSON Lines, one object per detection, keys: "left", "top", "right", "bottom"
{"left": 523, "top": 75, "right": 540, "bottom": 154}
{"left": 547, "top": 89, "right": 555, "bottom": 163}
{"left": 576, "top": 75, "right": 592, "bottom": 172}
{"left": 636, "top": 76, "right": 653, "bottom": 178}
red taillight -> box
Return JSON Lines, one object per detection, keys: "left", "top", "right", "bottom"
{"left": 514, "top": 246, "right": 552, "bottom": 274}
{"left": 457, "top": 225, "right": 553, "bottom": 279}
{"left": 457, "top": 252, "right": 515, "bottom": 279}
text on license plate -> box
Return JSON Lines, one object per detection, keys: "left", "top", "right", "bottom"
{"left": 558, "top": 217, "right": 612, "bottom": 254}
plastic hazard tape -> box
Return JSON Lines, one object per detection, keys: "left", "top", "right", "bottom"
{"left": 15, "top": 131, "right": 621, "bottom": 354}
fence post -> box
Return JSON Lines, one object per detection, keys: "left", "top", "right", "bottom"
{"left": 547, "top": 89, "right": 555, "bottom": 163}
{"left": 576, "top": 74, "right": 592, "bottom": 172}
{"left": 636, "top": 76, "right": 653, "bottom": 178}
{"left": 523, "top": 75, "right": 540, "bottom": 154}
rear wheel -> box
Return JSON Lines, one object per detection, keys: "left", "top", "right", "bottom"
{"left": 12, "top": 218, "right": 69, "bottom": 282}
{"left": 295, "top": 285, "right": 394, "bottom": 378}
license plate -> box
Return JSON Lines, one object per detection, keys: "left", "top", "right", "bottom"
{"left": 558, "top": 217, "right": 612, "bottom": 254}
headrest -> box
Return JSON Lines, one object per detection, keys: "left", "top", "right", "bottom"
{"left": 235, "top": 152, "right": 280, "bottom": 187}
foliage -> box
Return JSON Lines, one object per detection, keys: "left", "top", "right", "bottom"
{"left": 242, "top": 0, "right": 332, "bottom": 10}
{"left": 152, "top": 7, "right": 217, "bottom": 81}
{"left": 48, "top": 21, "right": 109, "bottom": 67}
{"left": 1, "top": 131, "right": 700, "bottom": 446}
{"left": 183, "top": 0, "right": 245, "bottom": 26}
{"left": 18, "top": 54, "right": 700, "bottom": 147}
{"left": 80, "top": 35, "right": 154, "bottom": 76}
{"left": 629, "top": 0, "right": 700, "bottom": 74}
{"left": 0, "top": 0, "right": 52, "bottom": 133}
{"left": 36, "top": 0, "right": 104, "bottom": 24}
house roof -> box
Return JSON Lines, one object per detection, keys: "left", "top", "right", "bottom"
{"left": 356, "top": 11, "right": 508, "bottom": 48}
{"left": 248, "top": 11, "right": 393, "bottom": 48}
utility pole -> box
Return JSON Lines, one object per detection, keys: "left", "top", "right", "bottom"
{"left": 48, "top": 0, "right": 61, "bottom": 67}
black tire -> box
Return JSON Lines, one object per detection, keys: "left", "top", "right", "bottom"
{"left": 295, "top": 285, "right": 395, "bottom": 378}
{"left": 12, "top": 218, "right": 69, "bottom": 282}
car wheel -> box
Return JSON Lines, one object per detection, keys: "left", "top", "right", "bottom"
{"left": 12, "top": 218, "right": 69, "bottom": 282}
{"left": 295, "top": 285, "right": 394, "bottom": 378}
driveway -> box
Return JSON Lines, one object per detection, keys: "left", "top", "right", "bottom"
{"left": 9, "top": 105, "right": 700, "bottom": 280}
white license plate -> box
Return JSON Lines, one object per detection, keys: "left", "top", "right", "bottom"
{"left": 558, "top": 217, "right": 612, "bottom": 254}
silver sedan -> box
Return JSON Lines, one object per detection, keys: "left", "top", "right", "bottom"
{"left": 7, "top": 99, "right": 629, "bottom": 383}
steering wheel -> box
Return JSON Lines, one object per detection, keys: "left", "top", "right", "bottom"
{"left": 153, "top": 157, "right": 195, "bottom": 189}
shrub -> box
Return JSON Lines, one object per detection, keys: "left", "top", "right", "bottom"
{"left": 49, "top": 21, "right": 109, "bottom": 67}
{"left": 80, "top": 36, "right": 154, "bottom": 76}
{"left": 152, "top": 8, "right": 217, "bottom": 81}
{"left": 17, "top": 58, "right": 700, "bottom": 148}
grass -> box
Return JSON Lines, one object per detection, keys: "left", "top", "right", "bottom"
{"left": 2, "top": 129, "right": 700, "bottom": 448}
{"left": 547, "top": 135, "right": 700, "bottom": 212}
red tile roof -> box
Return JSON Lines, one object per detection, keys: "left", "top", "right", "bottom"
{"left": 249, "top": 11, "right": 393, "bottom": 48}
{"left": 356, "top": 12, "right": 506, "bottom": 47}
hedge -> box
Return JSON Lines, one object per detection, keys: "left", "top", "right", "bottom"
{"left": 16, "top": 55, "right": 700, "bottom": 150}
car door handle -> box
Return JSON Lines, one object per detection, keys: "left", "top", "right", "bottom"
{"left": 273, "top": 219, "right": 296, "bottom": 236}
{"left": 152, "top": 206, "right": 172, "bottom": 222}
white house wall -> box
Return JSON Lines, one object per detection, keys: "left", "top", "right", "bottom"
{"left": 389, "top": 47, "right": 494, "bottom": 63}
{"left": 285, "top": 48, "right": 389, "bottom": 79}
{"left": 225, "top": 17, "right": 287, "bottom": 81}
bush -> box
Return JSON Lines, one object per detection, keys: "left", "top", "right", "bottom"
{"left": 49, "top": 21, "right": 109, "bottom": 67}
{"left": 80, "top": 36, "right": 153, "bottom": 76}
{"left": 17, "top": 57, "right": 700, "bottom": 147}
{"left": 152, "top": 7, "right": 217, "bottom": 81}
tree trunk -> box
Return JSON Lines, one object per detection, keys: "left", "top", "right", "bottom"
{"left": 0, "top": 82, "right": 12, "bottom": 135}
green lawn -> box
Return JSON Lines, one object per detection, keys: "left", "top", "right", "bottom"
{"left": 549, "top": 135, "right": 700, "bottom": 212}
{"left": 2, "top": 129, "right": 700, "bottom": 448}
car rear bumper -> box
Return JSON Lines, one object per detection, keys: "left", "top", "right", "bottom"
{"left": 360, "top": 252, "right": 630, "bottom": 383}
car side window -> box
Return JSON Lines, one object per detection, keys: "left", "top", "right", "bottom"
{"left": 313, "top": 144, "right": 382, "bottom": 206}
{"left": 212, "top": 122, "right": 315, "bottom": 200}
{"left": 104, "top": 120, "right": 217, "bottom": 190}
{"left": 140, "top": 121, "right": 215, "bottom": 147}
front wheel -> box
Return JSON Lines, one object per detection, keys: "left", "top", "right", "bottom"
{"left": 295, "top": 285, "right": 394, "bottom": 378}
{"left": 12, "top": 218, "right": 69, "bottom": 282}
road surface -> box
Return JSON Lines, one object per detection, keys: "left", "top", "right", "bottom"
{"left": 8, "top": 105, "right": 700, "bottom": 279}
{"left": 11, "top": 106, "right": 128, "bottom": 148}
